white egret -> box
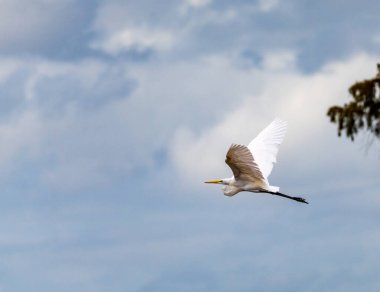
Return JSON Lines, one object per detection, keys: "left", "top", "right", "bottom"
{"left": 205, "top": 119, "right": 308, "bottom": 204}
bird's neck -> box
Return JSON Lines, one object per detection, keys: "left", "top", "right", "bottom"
{"left": 222, "top": 177, "right": 235, "bottom": 185}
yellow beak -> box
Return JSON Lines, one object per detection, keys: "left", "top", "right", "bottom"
{"left": 204, "top": 180, "right": 223, "bottom": 184}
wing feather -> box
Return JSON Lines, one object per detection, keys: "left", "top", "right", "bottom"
{"left": 247, "top": 118, "right": 287, "bottom": 179}
{"left": 225, "top": 144, "right": 265, "bottom": 182}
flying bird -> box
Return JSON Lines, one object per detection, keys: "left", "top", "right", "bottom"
{"left": 205, "top": 119, "right": 308, "bottom": 204}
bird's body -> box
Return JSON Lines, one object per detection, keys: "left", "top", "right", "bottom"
{"left": 205, "top": 119, "right": 308, "bottom": 204}
{"left": 221, "top": 178, "right": 266, "bottom": 197}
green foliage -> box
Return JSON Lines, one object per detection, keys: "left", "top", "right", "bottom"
{"left": 327, "top": 64, "right": 380, "bottom": 141}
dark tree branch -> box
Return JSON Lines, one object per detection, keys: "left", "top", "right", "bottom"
{"left": 327, "top": 64, "right": 380, "bottom": 141}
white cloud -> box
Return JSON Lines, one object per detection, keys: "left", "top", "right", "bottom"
{"left": 91, "top": 1, "right": 184, "bottom": 56}
{"left": 91, "top": 27, "right": 174, "bottom": 55}
{"left": 261, "top": 50, "right": 297, "bottom": 71}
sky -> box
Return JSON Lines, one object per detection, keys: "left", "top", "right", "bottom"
{"left": 0, "top": 0, "right": 380, "bottom": 291}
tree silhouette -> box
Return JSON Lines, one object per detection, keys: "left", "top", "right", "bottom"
{"left": 327, "top": 64, "right": 380, "bottom": 141}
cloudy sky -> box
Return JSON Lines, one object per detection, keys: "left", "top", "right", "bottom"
{"left": 0, "top": 0, "right": 380, "bottom": 291}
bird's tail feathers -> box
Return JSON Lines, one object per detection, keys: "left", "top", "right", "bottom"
{"left": 268, "top": 185, "right": 279, "bottom": 192}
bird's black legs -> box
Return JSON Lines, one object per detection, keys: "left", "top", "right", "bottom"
{"left": 273, "top": 191, "right": 308, "bottom": 204}
{"left": 253, "top": 190, "right": 309, "bottom": 204}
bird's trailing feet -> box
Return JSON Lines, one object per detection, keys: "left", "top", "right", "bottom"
{"left": 274, "top": 192, "right": 309, "bottom": 204}
{"left": 291, "top": 196, "right": 308, "bottom": 204}
{"left": 259, "top": 190, "right": 309, "bottom": 204}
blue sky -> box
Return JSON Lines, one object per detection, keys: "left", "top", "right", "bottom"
{"left": 0, "top": 0, "right": 380, "bottom": 291}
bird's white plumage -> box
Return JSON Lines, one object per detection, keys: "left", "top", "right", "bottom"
{"left": 205, "top": 119, "right": 308, "bottom": 203}
{"left": 223, "top": 118, "right": 287, "bottom": 192}
{"left": 247, "top": 118, "right": 287, "bottom": 180}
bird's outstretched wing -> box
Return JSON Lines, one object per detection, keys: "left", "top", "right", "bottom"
{"left": 247, "top": 118, "right": 287, "bottom": 179}
{"left": 225, "top": 144, "right": 265, "bottom": 182}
